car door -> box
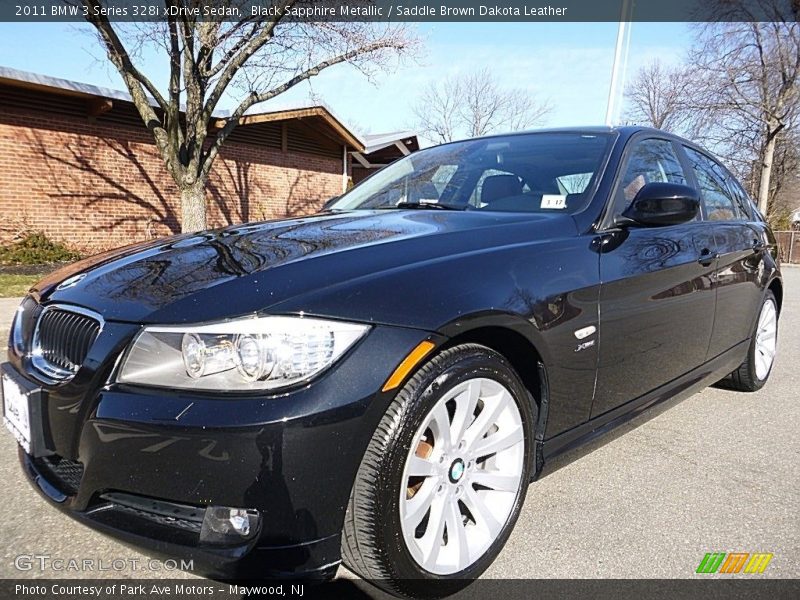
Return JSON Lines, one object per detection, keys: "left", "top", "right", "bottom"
{"left": 592, "top": 137, "right": 718, "bottom": 418}
{"left": 682, "top": 146, "right": 767, "bottom": 357}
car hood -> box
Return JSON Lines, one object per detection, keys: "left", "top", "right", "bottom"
{"left": 34, "top": 210, "right": 576, "bottom": 324}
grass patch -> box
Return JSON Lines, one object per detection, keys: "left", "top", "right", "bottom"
{"left": 0, "top": 274, "right": 39, "bottom": 298}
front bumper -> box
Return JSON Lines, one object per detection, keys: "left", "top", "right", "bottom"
{"left": 4, "top": 321, "right": 434, "bottom": 579}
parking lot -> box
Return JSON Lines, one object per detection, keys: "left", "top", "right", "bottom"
{"left": 0, "top": 269, "right": 798, "bottom": 583}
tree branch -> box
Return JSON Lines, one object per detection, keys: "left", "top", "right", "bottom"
{"left": 201, "top": 0, "right": 298, "bottom": 122}
{"left": 81, "top": 0, "right": 169, "bottom": 113}
{"left": 201, "top": 40, "right": 397, "bottom": 179}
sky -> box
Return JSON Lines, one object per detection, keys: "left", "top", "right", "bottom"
{"left": 0, "top": 21, "right": 693, "bottom": 143}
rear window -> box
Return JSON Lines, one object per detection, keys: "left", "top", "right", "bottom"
{"left": 684, "top": 147, "right": 751, "bottom": 221}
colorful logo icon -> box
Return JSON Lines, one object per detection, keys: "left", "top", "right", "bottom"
{"left": 696, "top": 552, "right": 773, "bottom": 574}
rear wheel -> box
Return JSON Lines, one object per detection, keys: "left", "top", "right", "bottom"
{"left": 726, "top": 290, "right": 778, "bottom": 392}
{"left": 341, "top": 344, "right": 535, "bottom": 598}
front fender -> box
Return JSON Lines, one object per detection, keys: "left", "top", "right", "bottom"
{"left": 272, "top": 234, "right": 602, "bottom": 437}
{"left": 434, "top": 310, "right": 551, "bottom": 369}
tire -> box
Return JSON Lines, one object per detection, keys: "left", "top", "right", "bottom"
{"left": 726, "top": 290, "right": 778, "bottom": 392}
{"left": 341, "top": 343, "right": 535, "bottom": 598}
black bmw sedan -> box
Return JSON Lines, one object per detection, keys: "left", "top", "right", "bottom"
{"left": 2, "top": 127, "right": 781, "bottom": 596}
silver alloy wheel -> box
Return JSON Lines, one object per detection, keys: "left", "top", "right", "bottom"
{"left": 754, "top": 298, "right": 778, "bottom": 380}
{"left": 399, "top": 377, "right": 525, "bottom": 575}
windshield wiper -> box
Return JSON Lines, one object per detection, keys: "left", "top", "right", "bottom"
{"left": 390, "top": 201, "right": 464, "bottom": 211}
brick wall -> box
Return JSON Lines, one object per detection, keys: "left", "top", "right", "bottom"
{"left": 0, "top": 104, "right": 345, "bottom": 253}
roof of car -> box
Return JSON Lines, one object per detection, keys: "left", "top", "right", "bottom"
{"left": 503, "top": 125, "right": 675, "bottom": 137}
{"left": 431, "top": 126, "right": 680, "bottom": 147}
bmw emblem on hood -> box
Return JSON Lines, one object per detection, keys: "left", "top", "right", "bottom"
{"left": 56, "top": 273, "right": 87, "bottom": 290}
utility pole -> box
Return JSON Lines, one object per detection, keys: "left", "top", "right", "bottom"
{"left": 605, "top": 0, "right": 633, "bottom": 126}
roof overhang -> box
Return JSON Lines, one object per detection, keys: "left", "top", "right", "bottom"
{"left": 0, "top": 65, "right": 156, "bottom": 106}
{"left": 215, "top": 107, "right": 364, "bottom": 152}
{"left": 0, "top": 65, "right": 366, "bottom": 151}
{"left": 351, "top": 132, "right": 419, "bottom": 169}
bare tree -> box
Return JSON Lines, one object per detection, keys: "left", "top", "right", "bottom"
{"left": 412, "top": 76, "right": 462, "bottom": 144}
{"left": 80, "top": 0, "right": 416, "bottom": 232}
{"left": 764, "top": 130, "right": 800, "bottom": 226}
{"left": 770, "top": 131, "right": 800, "bottom": 200}
{"left": 685, "top": 2, "right": 800, "bottom": 215}
{"left": 412, "top": 68, "right": 550, "bottom": 143}
{"left": 624, "top": 59, "right": 693, "bottom": 131}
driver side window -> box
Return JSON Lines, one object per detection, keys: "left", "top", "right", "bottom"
{"left": 612, "top": 138, "right": 689, "bottom": 217}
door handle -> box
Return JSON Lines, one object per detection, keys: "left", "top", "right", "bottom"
{"left": 698, "top": 248, "right": 717, "bottom": 267}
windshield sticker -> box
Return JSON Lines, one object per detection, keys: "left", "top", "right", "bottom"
{"left": 541, "top": 194, "right": 567, "bottom": 209}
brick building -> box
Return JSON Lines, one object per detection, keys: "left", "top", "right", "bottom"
{"left": 0, "top": 67, "right": 367, "bottom": 253}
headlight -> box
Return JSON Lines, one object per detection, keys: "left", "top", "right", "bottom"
{"left": 117, "top": 315, "right": 369, "bottom": 391}
{"left": 10, "top": 304, "right": 24, "bottom": 355}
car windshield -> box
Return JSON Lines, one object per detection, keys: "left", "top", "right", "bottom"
{"left": 333, "top": 132, "right": 614, "bottom": 214}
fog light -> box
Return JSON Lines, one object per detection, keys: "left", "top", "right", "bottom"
{"left": 199, "top": 506, "right": 260, "bottom": 545}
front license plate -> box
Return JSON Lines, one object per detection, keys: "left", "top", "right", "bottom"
{"left": 2, "top": 373, "right": 32, "bottom": 453}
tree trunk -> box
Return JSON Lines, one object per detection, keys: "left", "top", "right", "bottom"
{"left": 757, "top": 134, "right": 778, "bottom": 216}
{"left": 180, "top": 181, "right": 207, "bottom": 233}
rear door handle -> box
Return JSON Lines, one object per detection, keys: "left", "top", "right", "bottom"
{"left": 698, "top": 248, "right": 717, "bottom": 267}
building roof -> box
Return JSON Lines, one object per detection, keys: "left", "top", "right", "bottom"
{"left": 351, "top": 130, "right": 420, "bottom": 169}
{"left": 362, "top": 131, "right": 418, "bottom": 154}
{"left": 0, "top": 65, "right": 367, "bottom": 151}
{"left": 0, "top": 65, "right": 147, "bottom": 105}
{"left": 217, "top": 105, "right": 363, "bottom": 150}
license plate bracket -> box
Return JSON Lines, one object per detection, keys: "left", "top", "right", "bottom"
{"left": 1, "top": 364, "right": 50, "bottom": 457}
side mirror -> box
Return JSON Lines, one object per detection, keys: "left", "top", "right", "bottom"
{"left": 322, "top": 196, "right": 340, "bottom": 210}
{"left": 620, "top": 182, "right": 700, "bottom": 227}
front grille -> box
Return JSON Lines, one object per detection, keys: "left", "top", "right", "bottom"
{"left": 32, "top": 306, "right": 102, "bottom": 380}
{"left": 33, "top": 455, "right": 84, "bottom": 495}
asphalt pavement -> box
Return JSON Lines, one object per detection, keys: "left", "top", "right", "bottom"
{"left": 0, "top": 270, "right": 797, "bottom": 583}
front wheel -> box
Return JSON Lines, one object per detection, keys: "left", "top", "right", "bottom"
{"left": 341, "top": 344, "right": 535, "bottom": 598}
{"left": 726, "top": 290, "right": 778, "bottom": 392}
